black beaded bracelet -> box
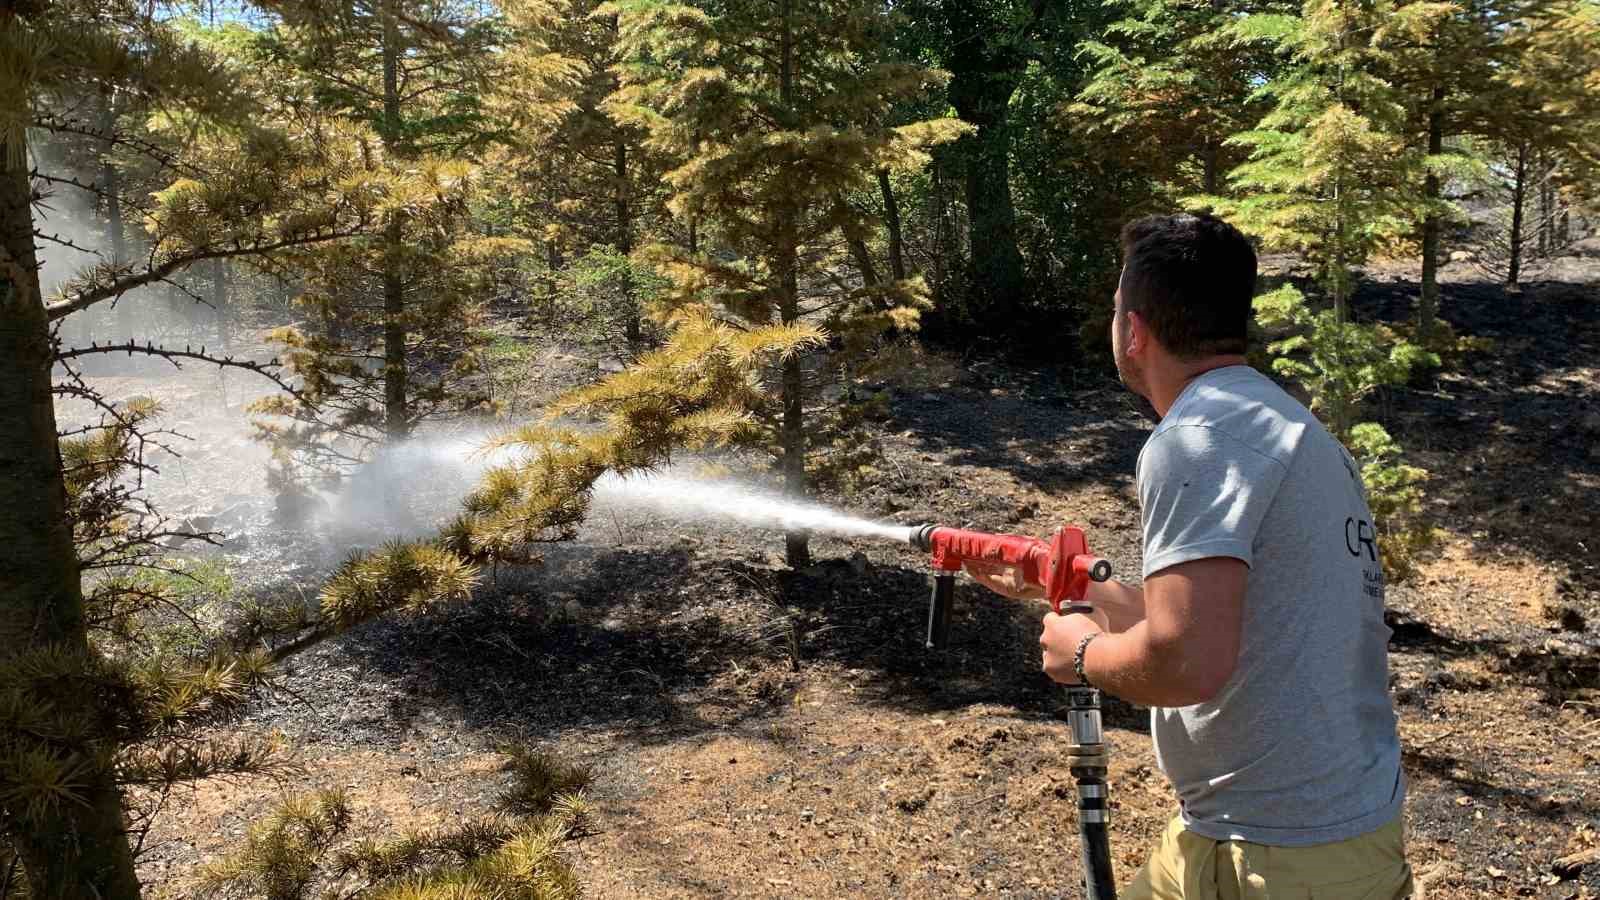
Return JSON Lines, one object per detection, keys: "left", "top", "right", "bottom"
{"left": 1073, "top": 631, "right": 1101, "bottom": 688}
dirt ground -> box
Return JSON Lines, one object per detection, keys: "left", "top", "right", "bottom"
{"left": 119, "top": 256, "right": 1600, "bottom": 898}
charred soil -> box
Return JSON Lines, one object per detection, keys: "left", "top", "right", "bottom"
{"left": 126, "top": 261, "right": 1600, "bottom": 899}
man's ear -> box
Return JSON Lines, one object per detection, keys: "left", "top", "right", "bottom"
{"left": 1125, "top": 309, "right": 1148, "bottom": 356}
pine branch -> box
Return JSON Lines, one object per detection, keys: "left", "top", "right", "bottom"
{"left": 52, "top": 342, "right": 301, "bottom": 398}
{"left": 46, "top": 224, "right": 370, "bottom": 321}
{"left": 152, "top": 274, "right": 215, "bottom": 311}
{"left": 32, "top": 113, "right": 196, "bottom": 176}
{"left": 33, "top": 230, "right": 106, "bottom": 260}
{"left": 29, "top": 171, "right": 144, "bottom": 211}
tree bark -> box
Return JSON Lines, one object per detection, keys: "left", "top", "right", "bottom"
{"left": 1537, "top": 152, "right": 1552, "bottom": 257}
{"left": 1, "top": 136, "right": 142, "bottom": 900}
{"left": 877, "top": 169, "right": 906, "bottom": 282}
{"left": 212, "top": 257, "right": 231, "bottom": 351}
{"left": 1417, "top": 86, "right": 1445, "bottom": 345}
{"left": 940, "top": 8, "right": 1030, "bottom": 329}
{"left": 101, "top": 95, "right": 132, "bottom": 342}
{"left": 615, "top": 138, "right": 642, "bottom": 350}
{"left": 381, "top": 2, "right": 408, "bottom": 441}
{"left": 836, "top": 198, "right": 881, "bottom": 291}
{"left": 777, "top": 0, "right": 808, "bottom": 569}
{"left": 948, "top": 57, "right": 1025, "bottom": 321}
{"left": 1202, "top": 138, "right": 1220, "bottom": 195}
{"left": 1508, "top": 141, "right": 1527, "bottom": 289}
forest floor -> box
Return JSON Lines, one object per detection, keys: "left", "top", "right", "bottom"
{"left": 100, "top": 252, "right": 1600, "bottom": 899}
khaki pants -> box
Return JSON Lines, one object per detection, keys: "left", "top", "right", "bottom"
{"left": 1121, "top": 814, "right": 1415, "bottom": 900}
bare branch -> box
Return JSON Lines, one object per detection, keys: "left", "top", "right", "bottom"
{"left": 29, "top": 170, "right": 147, "bottom": 212}
{"left": 34, "top": 230, "right": 107, "bottom": 260}
{"left": 53, "top": 340, "right": 303, "bottom": 399}
{"left": 46, "top": 223, "right": 368, "bottom": 321}
{"left": 32, "top": 113, "right": 197, "bottom": 175}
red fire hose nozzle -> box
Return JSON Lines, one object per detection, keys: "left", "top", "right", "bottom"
{"left": 910, "top": 523, "right": 1119, "bottom": 899}
{"left": 909, "top": 523, "right": 1112, "bottom": 613}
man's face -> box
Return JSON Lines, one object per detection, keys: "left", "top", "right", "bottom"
{"left": 1111, "top": 275, "right": 1146, "bottom": 398}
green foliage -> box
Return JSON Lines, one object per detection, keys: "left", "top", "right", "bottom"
{"left": 1070, "top": 0, "right": 1293, "bottom": 198}
{"left": 317, "top": 542, "right": 481, "bottom": 635}
{"left": 1255, "top": 285, "right": 1439, "bottom": 440}
{"left": 536, "top": 0, "right": 963, "bottom": 563}
{"left": 449, "top": 312, "right": 824, "bottom": 561}
{"left": 530, "top": 244, "right": 670, "bottom": 352}
{"left": 1197, "top": 1, "right": 1429, "bottom": 313}
{"left": 496, "top": 747, "right": 594, "bottom": 818}
{"left": 244, "top": 0, "right": 559, "bottom": 471}
{"left": 197, "top": 790, "right": 353, "bottom": 900}
{"left": 199, "top": 748, "right": 592, "bottom": 900}
{"left": 8, "top": 396, "right": 482, "bottom": 894}
{"left": 1387, "top": 317, "right": 1495, "bottom": 366}
{"left": 1254, "top": 284, "right": 1440, "bottom": 579}
{"left": 1346, "top": 423, "right": 1438, "bottom": 582}
{"left": 1197, "top": 1, "right": 1465, "bottom": 582}
{"left": 250, "top": 153, "right": 512, "bottom": 474}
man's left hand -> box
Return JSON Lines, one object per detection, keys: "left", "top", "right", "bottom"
{"left": 1041, "top": 609, "right": 1109, "bottom": 684}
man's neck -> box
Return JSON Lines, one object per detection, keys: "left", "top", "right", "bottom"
{"left": 1147, "top": 355, "right": 1250, "bottom": 418}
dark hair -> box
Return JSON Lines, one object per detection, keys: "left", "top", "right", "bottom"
{"left": 1118, "top": 213, "right": 1256, "bottom": 359}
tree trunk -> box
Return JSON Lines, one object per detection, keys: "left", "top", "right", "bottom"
{"left": 1537, "top": 152, "right": 1552, "bottom": 257}
{"left": 777, "top": 0, "right": 808, "bottom": 569}
{"left": 1202, "top": 138, "right": 1220, "bottom": 195}
{"left": 381, "top": 2, "right": 408, "bottom": 441}
{"left": 101, "top": 96, "right": 132, "bottom": 342}
{"left": 615, "top": 139, "right": 642, "bottom": 351}
{"left": 1417, "top": 86, "right": 1444, "bottom": 346}
{"left": 1508, "top": 142, "right": 1527, "bottom": 289}
{"left": 948, "top": 60, "right": 1025, "bottom": 322}
{"left": 212, "top": 257, "right": 231, "bottom": 351}
{"left": 836, "top": 198, "right": 881, "bottom": 291}
{"left": 1, "top": 138, "right": 142, "bottom": 900}
{"left": 877, "top": 169, "right": 906, "bottom": 282}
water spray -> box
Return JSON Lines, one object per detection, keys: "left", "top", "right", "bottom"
{"left": 907, "top": 523, "right": 1118, "bottom": 900}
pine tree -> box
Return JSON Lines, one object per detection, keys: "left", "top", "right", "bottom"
{"left": 2, "top": 3, "right": 349, "bottom": 892}
{"left": 1472, "top": 0, "right": 1600, "bottom": 288}
{"left": 523, "top": 0, "right": 964, "bottom": 567}
{"left": 1071, "top": 0, "right": 1295, "bottom": 198}
{"left": 1203, "top": 0, "right": 1430, "bottom": 324}
{"left": 1202, "top": 0, "right": 1441, "bottom": 578}
{"left": 1376, "top": 0, "right": 1600, "bottom": 338}
{"left": 894, "top": 0, "right": 1070, "bottom": 332}
{"left": 499, "top": 0, "right": 675, "bottom": 356}
{"left": 0, "top": 2, "right": 506, "bottom": 894}
{"left": 199, "top": 748, "right": 591, "bottom": 899}
{"left": 247, "top": 0, "right": 560, "bottom": 465}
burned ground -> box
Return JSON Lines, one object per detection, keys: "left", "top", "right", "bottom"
{"left": 109, "top": 259, "right": 1600, "bottom": 898}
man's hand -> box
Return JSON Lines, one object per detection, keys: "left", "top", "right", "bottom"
{"left": 963, "top": 560, "right": 1045, "bottom": 602}
{"left": 1041, "top": 609, "right": 1109, "bottom": 684}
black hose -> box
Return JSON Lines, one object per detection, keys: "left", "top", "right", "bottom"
{"left": 1073, "top": 768, "right": 1117, "bottom": 899}
{"left": 1064, "top": 603, "right": 1116, "bottom": 899}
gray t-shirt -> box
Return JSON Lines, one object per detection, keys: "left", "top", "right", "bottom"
{"left": 1137, "top": 365, "right": 1403, "bottom": 847}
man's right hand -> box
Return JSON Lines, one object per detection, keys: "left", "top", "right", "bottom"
{"left": 963, "top": 561, "right": 1046, "bottom": 602}
{"left": 967, "top": 561, "right": 1148, "bottom": 634}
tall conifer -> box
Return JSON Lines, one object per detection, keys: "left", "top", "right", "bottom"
{"left": 559, "top": 0, "right": 966, "bottom": 566}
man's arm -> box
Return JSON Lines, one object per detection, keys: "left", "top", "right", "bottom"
{"left": 1042, "top": 556, "right": 1245, "bottom": 707}
{"left": 964, "top": 564, "right": 1147, "bottom": 632}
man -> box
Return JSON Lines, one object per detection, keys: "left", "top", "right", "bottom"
{"left": 969, "top": 213, "right": 1412, "bottom": 898}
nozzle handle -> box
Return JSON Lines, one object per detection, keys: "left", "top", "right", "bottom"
{"left": 926, "top": 572, "right": 955, "bottom": 650}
